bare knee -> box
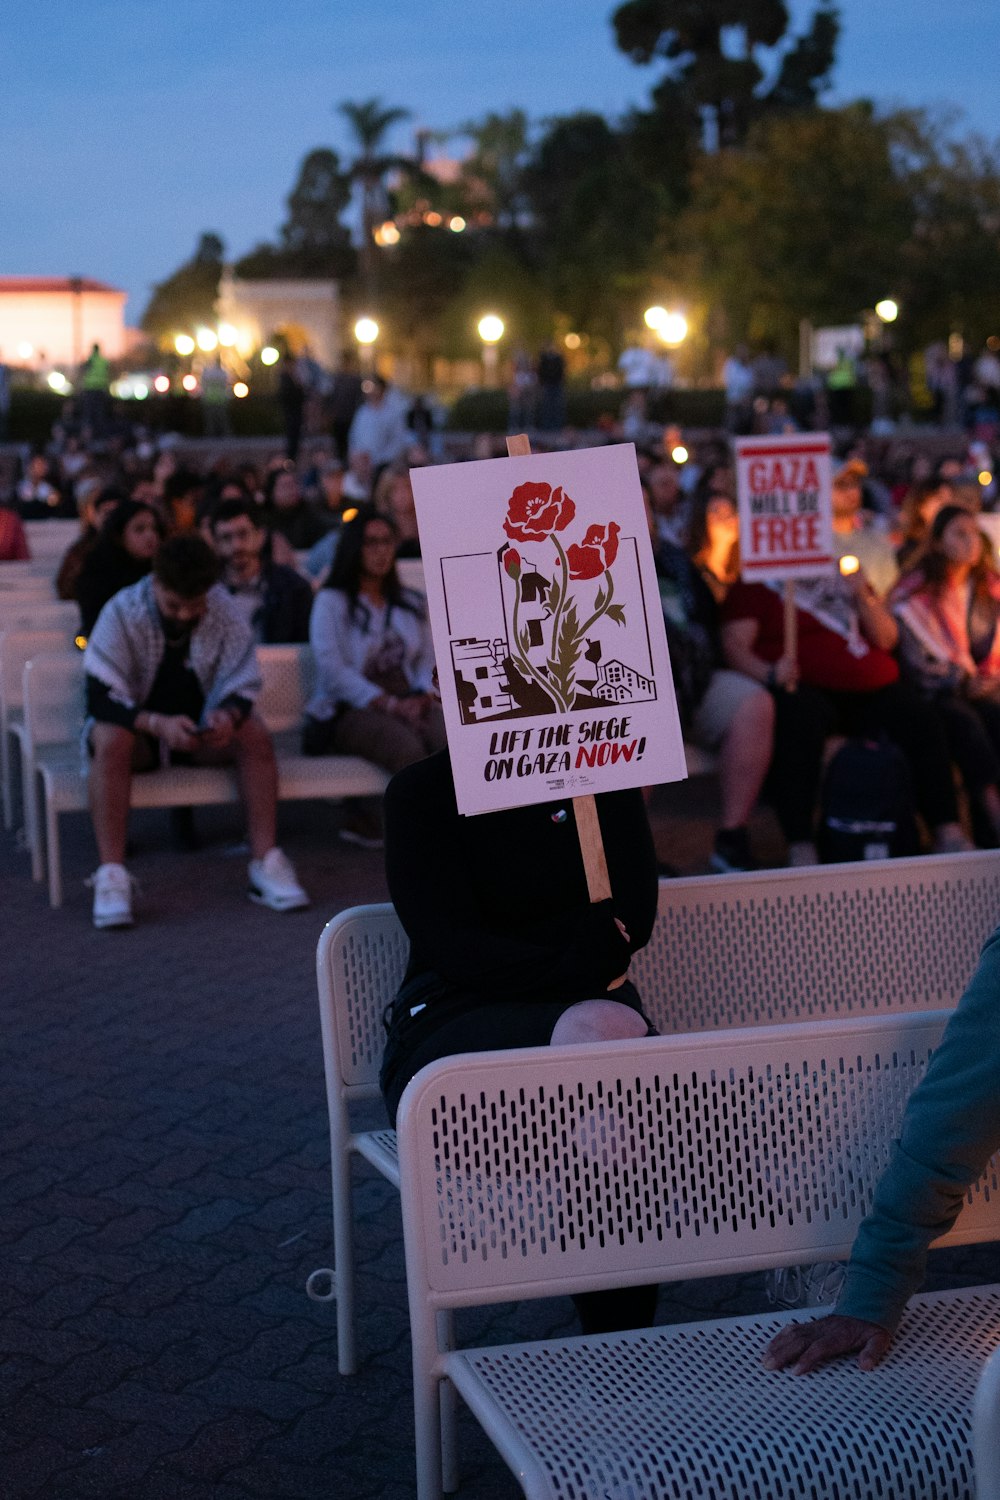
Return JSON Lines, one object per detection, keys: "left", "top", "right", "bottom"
{"left": 550, "top": 999, "right": 649, "bottom": 1047}
{"left": 234, "top": 715, "right": 275, "bottom": 759}
{"left": 90, "top": 723, "right": 136, "bottom": 767}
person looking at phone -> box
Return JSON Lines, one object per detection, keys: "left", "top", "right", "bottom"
{"left": 84, "top": 533, "right": 309, "bottom": 928}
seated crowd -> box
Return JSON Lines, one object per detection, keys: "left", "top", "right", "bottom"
{"left": 5, "top": 412, "right": 1000, "bottom": 920}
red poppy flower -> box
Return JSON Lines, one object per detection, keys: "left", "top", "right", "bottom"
{"left": 566, "top": 521, "right": 620, "bottom": 580}
{"left": 503, "top": 482, "right": 576, "bottom": 543}
{"left": 504, "top": 547, "right": 521, "bottom": 578}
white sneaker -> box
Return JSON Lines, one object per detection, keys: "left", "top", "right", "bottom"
{"left": 248, "top": 847, "right": 310, "bottom": 912}
{"left": 87, "top": 863, "right": 135, "bottom": 929}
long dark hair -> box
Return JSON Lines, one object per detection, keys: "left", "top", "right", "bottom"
{"left": 915, "top": 506, "right": 997, "bottom": 602}
{"left": 324, "top": 503, "right": 415, "bottom": 617}
{"left": 99, "top": 499, "right": 165, "bottom": 556}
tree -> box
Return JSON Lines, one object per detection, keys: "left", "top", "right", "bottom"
{"left": 889, "top": 111, "right": 1000, "bottom": 348}
{"left": 611, "top": 0, "right": 839, "bottom": 147}
{"left": 141, "top": 232, "right": 225, "bottom": 341}
{"left": 235, "top": 149, "right": 355, "bottom": 281}
{"left": 456, "top": 111, "right": 533, "bottom": 228}
{"left": 336, "top": 97, "right": 415, "bottom": 289}
{"left": 521, "top": 112, "right": 665, "bottom": 345}
{"left": 677, "top": 105, "right": 912, "bottom": 352}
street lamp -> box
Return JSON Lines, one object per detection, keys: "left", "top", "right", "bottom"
{"left": 875, "top": 299, "right": 899, "bottom": 324}
{"left": 656, "top": 311, "right": 688, "bottom": 348}
{"left": 260, "top": 346, "right": 280, "bottom": 367}
{"left": 175, "top": 334, "right": 195, "bottom": 357}
{"left": 354, "top": 317, "right": 379, "bottom": 371}
{"left": 196, "top": 327, "right": 218, "bottom": 353}
{"left": 477, "top": 314, "right": 504, "bottom": 385}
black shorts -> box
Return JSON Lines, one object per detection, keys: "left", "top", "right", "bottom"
{"left": 379, "top": 978, "right": 652, "bottom": 1126}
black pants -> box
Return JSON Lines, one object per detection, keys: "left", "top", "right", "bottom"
{"left": 936, "top": 692, "right": 1000, "bottom": 796}
{"left": 381, "top": 979, "right": 658, "bottom": 1336}
{"left": 768, "top": 680, "right": 959, "bottom": 843}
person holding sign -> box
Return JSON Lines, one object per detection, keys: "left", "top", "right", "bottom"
{"left": 379, "top": 745, "right": 659, "bottom": 1332}
{"left": 722, "top": 569, "right": 968, "bottom": 863}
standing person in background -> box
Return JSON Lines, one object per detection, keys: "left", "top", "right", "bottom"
{"left": 200, "top": 357, "right": 230, "bottom": 438}
{"left": 302, "top": 504, "right": 445, "bottom": 846}
{"left": 277, "top": 348, "right": 306, "bottom": 462}
{"left": 536, "top": 344, "right": 566, "bottom": 432}
{"left": 347, "top": 376, "right": 410, "bottom": 477}
{"left": 328, "top": 351, "right": 364, "bottom": 466}
{"left": 722, "top": 344, "right": 754, "bottom": 434}
{"left": 79, "top": 343, "right": 111, "bottom": 440}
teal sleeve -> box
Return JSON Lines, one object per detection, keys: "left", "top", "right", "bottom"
{"left": 837, "top": 924, "right": 1000, "bottom": 1331}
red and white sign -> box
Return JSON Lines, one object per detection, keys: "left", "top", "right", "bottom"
{"left": 411, "top": 444, "right": 686, "bottom": 815}
{"left": 734, "top": 433, "right": 834, "bottom": 582}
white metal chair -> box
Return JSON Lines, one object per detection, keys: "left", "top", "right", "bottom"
{"left": 309, "top": 856, "right": 1000, "bottom": 1381}
{"left": 397, "top": 1020, "right": 1000, "bottom": 1500}
{"left": 309, "top": 905, "right": 410, "bottom": 1374}
{"left": 0, "top": 627, "right": 72, "bottom": 830}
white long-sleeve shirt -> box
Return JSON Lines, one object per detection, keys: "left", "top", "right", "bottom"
{"left": 306, "top": 587, "right": 435, "bottom": 719}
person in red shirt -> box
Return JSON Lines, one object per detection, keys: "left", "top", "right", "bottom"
{"left": 0, "top": 502, "right": 30, "bottom": 561}
{"left": 722, "top": 568, "right": 967, "bottom": 863}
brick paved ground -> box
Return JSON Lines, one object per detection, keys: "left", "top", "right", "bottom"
{"left": 3, "top": 783, "right": 993, "bottom": 1500}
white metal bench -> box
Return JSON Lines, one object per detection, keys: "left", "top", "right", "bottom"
{"left": 0, "top": 597, "right": 79, "bottom": 636}
{"left": 310, "top": 850, "right": 1000, "bottom": 1375}
{"left": 397, "top": 1019, "right": 1000, "bottom": 1500}
{"left": 0, "top": 627, "right": 73, "bottom": 830}
{"left": 21, "top": 643, "right": 390, "bottom": 906}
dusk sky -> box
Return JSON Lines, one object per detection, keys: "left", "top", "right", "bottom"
{"left": 2, "top": 1, "right": 997, "bottom": 322}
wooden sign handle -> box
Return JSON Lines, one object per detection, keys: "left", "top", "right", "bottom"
{"left": 505, "top": 433, "right": 613, "bottom": 904}
{"left": 782, "top": 579, "right": 798, "bottom": 694}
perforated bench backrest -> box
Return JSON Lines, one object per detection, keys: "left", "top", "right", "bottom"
{"left": 0, "top": 629, "right": 70, "bottom": 710}
{"left": 320, "top": 858, "right": 999, "bottom": 1097}
{"left": 398, "top": 1016, "right": 1000, "bottom": 1312}
{"left": 632, "top": 856, "right": 1000, "bottom": 1030}
{"left": 23, "top": 653, "right": 85, "bottom": 750}
{"left": 256, "top": 644, "right": 316, "bottom": 735}
{"left": 317, "top": 905, "right": 412, "bottom": 1096}
{"left": 0, "top": 599, "right": 79, "bottom": 635}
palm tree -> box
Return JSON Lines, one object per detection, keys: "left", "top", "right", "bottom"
{"left": 337, "top": 98, "right": 413, "bottom": 290}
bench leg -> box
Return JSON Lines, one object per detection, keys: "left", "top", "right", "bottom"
{"left": 332, "top": 1146, "right": 358, "bottom": 1376}
{"left": 2, "top": 724, "right": 12, "bottom": 830}
{"left": 437, "top": 1311, "right": 458, "bottom": 1495}
{"left": 46, "top": 789, "right": 63, "bottom": 908}
{"left": 27, "top": 756, "right": 44, "bottom": 882}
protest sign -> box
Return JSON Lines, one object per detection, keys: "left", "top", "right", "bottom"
{"left": 734, "top": 433, "right": 834, "bottom": 582}
{"left": 411, "top": 442, "right": 686, "bottom": 817}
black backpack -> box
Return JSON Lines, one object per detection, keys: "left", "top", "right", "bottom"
{"left": 817, "top": 737, "right": 920, "bottom": 863}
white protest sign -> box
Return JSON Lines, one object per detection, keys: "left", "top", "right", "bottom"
{"left": 735, "top": 433, "right": 834, "bottom": 582}
{"left": 411, "top": 443, "right": 686, "bottom": 816}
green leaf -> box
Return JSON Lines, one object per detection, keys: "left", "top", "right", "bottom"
{"left": 518, "top": 628, "right": 531, "bottom": 654}
{"left": 593, "top": 583, "right": 607, "bottom": 613}
{"left": 545, "top": 578, "right": 561, "bottom": 613}
{"left": 606, "top": 603, "right": 626, "bottom": 626}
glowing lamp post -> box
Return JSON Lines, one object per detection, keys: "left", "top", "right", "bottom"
{"left": 354, "top": 317, "right": 379, "bottom": 370}
{"left": 477, "top": 314, "right": 504, "bottom": 385}
{"left": 875, "top": 299, "right": 899, "bottom": 324}
{"left": 174, "top": 334, "right": 195, "bottom": 358}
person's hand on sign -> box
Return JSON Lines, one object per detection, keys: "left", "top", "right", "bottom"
{"left": 771, "top": 654, "right": 799, "bottom": 693}
{"left": 762, "top": 1313, "right": 893, "bottom": 1375}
